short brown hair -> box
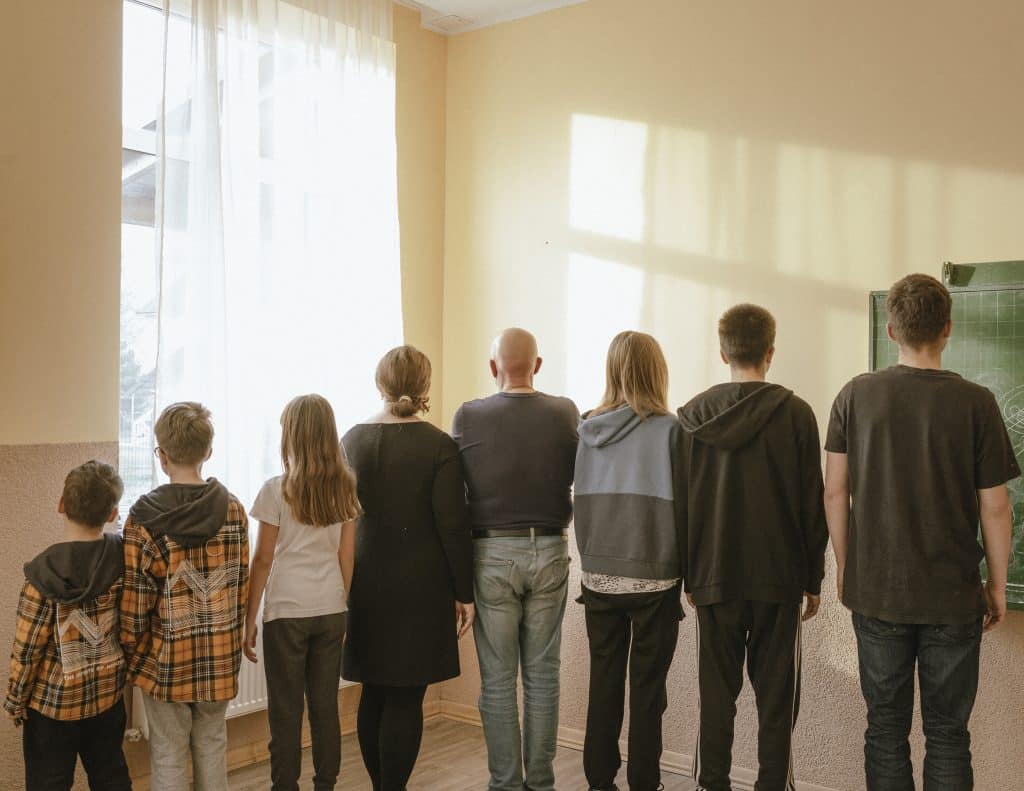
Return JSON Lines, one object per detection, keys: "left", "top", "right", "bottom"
{"left": 63, "top": 461, "right": 123, "bottom": 528}
{"left": 719, "top": 304, "right": 776, "bottom": 367}
{"left": 592, "top": 331, "right": 670, "bottom": 419}
{"left": 886, "top": 274, "right": 952, "bottom": 348}
{"left": 376, "top": 346, "right": 431, "bottom": 418}
{"left": 155, "top": 401, "right": 214, "bottom": 465}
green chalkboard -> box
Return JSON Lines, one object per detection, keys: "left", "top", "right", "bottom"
{"left": 870, "top": 278, "right": 1024, "bottom": 611}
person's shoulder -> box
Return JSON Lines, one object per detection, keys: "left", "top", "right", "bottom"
{"left": 786, "top": 391, "right": 819, "bottom": 421}
{"left": 539, "top": 392, "right": 580, "bottom": 417}
{"left": 224, "top": 491, "right": 248, "bottom": 523}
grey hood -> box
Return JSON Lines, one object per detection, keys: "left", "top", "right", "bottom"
{"left": 678, "top": 382, "right": 792, "bottom": 450}
{"left": 128, "top": 479, "right": 230, "bottom": 548}
{"left": 578, "top": 405, "right": 648, "bottom": 448}
{"left": 24, "top": 533, "right": 124, "bottom": 604}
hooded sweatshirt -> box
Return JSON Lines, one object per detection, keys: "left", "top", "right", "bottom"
{"left": 5, "top": 534, "right": 126, "bottom": 721}
{"left": 120, "top": 479, "right": 249, "bottom": 702}
{"left": 573, "top": 407, "right": 686, "bottom": 581}
{"left": 677, "top": 381, "right": 828, "bottom": 606}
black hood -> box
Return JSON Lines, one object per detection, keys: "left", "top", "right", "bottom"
{"left": 678, "top": 382, "right": 792, "bottom": 450}
{"left": 24, "top": 533, "right": 124, "bottom": 604}
{"left": 128, "top": 479, "right": 230, "bottom": 548}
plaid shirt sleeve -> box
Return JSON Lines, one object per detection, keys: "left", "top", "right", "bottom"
{"left": 4, "top": 582, "right": 54, "bottom": 720}
{"left": 119, "top": 519, "right": 162, "bottom": 666}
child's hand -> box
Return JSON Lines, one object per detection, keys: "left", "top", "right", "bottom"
{"left": 243, "top": 621, "right": 259, "bottom": 663}
{"left": 801, "top": 592, "right": 821, "bottom": 622}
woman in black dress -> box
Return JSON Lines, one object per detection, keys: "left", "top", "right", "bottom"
{"left": 341, "top": 345, "right": 474, "bottom": 791}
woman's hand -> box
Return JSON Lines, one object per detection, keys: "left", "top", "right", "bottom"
{"left": 455, "top": 601, "right": 475, "bottom": 638}
{"left": 243, "top": 620, "right": 259, "bottom": 663}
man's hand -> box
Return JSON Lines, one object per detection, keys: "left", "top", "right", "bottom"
{"left": 984, "top": 581, "right": 1007, "bottom": 633}
{"left": 243, "top": 620, "right": 259, "bottom": 663}
{"left": 456, "top": 601, "right": 475, "bottom": 638}
{"left": 685, "top": 592, "right": 695, "bottom": 609}
{"left": 801, "top": 592, "right": 821, "bottom": 622}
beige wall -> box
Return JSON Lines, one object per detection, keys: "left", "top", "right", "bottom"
{"left": 395, "top": 3, "right": 449, "bottom": 422}
{"left": 0, "top": 0, "right": 122, "bottom": 445}
{"left": 0, "top": 2, "right": 446, "bottom": 786}
{"left": 440, "top": 0, "right": 1024, "bottom": 788}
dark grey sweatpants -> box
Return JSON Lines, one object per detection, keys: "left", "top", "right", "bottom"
{"left": 263, "top": 612, "right": 347, "bottom": 791}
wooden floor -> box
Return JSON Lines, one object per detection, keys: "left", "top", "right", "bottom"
{"left": 228, "top": 716, "right": 696, "bottom": 790}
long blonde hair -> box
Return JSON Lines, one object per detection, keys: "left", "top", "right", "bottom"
{"left": 280, "top": 394, "right": 361, "bottom": 526}
{"left": 591, "top": 331, "right": 670, "bottom": 418}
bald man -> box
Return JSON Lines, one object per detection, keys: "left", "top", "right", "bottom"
{"left": 452, "top": 329, "right": 579, "bottom": 791}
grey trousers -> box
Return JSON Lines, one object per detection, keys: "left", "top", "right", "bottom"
{"left": 141, "top": 695, "right": 229, "bottom": 791}
{"left": 263, "top": 612, "right": 347, "bottom": 791}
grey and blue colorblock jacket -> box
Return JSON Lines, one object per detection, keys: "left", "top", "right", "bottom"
{"left": 573, "top": 406, "right": 686, "bottom": 581}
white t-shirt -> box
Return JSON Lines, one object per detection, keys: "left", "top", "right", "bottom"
{"left": 250, "top": 476, "right": 347, "bottom": 623}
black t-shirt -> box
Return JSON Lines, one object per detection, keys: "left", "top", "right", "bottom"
{"left": 452, "top": 391, "right": 579, "bottom": 531}
{"left": 826, "top": 365, "right": 1020, "bottom": 623}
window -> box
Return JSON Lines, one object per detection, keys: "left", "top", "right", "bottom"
{"left": 119, "top": 0, "right": 163, "bottom": 513}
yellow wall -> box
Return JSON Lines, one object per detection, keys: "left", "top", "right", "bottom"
{"left": 440, "top": 0, "right": 1024, "bottom": 788}
{"left": 0, "top": 0, "right": 123, "bottom": 446}
{"left": 395, "top": 3, "right": 449, "bottom": 421}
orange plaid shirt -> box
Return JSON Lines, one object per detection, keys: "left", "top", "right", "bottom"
{"left": 5, "top": 579, "right": 126, "bottom": 721}
{"left": 120, "top": 497, "right": 249, "bottom": 702}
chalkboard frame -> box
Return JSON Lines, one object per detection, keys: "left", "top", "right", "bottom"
{"left": 870, "top": 285, "right": 1024, "bottom": 611}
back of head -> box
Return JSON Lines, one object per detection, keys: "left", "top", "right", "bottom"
{"left": 280, "top": 394, "right": 361, "bottom": 526}
{"left": 593, "top": 331, "right": 670, "bottom": 418}
{"left": 63, "top": 460, "right": 123, "bottom": 528}
{"left": 155, "top": 401, "right": 214, "bottom": 465}
{"left": 376, "top": 345, "right": 432, "bottom": 418}
{"left": 491, "top": 327, "right": 539, "bottom": 379}
{"left": 886, "top": 273, "right": 951, "bottom": 349}
{"left": 719, "top": 304, "right": 776, "bottom": 368}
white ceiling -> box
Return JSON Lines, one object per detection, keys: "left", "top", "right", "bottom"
{"left": 399, "top": 0, "right": 587, "bottom": 34}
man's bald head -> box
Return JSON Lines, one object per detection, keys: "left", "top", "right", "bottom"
{"left": 490, "top": 328, "right": 542, "bottom": 389}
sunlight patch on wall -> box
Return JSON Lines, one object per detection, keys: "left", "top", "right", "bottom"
{"left": 570, "top": 114, "right": 648, "bottom": 242}
{"left": 565, "top": 253, "right": 645, "bottom": 409}
{"left": 652, "top": 128, "right": 751, "bottom": 263}
{"left": 774, "top": 144, "right": 896, "bottom": 287}
{"left": 647, "top": 272, "right": 729, "bottom": 404}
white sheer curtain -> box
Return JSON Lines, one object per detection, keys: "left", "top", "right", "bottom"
{"left": 155, "top": 0, "right": 402, "bottom": 507}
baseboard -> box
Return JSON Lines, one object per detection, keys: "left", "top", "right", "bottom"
{"left": 437, "top": 701, "right": 838, "bottom": 791}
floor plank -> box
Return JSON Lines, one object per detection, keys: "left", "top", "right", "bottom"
{"left": 228, "top": 716, "right": 696, "bottom": 789}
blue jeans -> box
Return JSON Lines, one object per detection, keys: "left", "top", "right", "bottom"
{"left": 473, "top": 535, "right": 570, "bottom": 791}
{"left": 852, "top": 612, "right": 983, "bottom": 791}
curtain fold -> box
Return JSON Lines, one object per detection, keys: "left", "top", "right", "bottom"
{"left": 155, "top": 0, "right": 402, "bottom": 506}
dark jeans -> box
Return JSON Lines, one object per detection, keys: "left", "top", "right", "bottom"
{"left": 263, "top": 613, "right": 347, "bottom": 791}
{"left": 23, "top": 701, "right": 132, "bottom": 791}
{"left": 852, "top": 612, "right": 983, "bottom": 791}
{"left": 694, "top": 600, "right": 802, "bottom": 791}
{"left": 356, "top": 683, "right": 428, "bottom": 791}
{"left": 581, "top": 585, "right": 682, "bottom": 791}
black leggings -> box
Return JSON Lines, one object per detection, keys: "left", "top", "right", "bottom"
{"left": 356, "top": 683, "right": 428, "bottom": 791}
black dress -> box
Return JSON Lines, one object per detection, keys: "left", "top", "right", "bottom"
{"left": 340, "top": 421, "right": 473, "bottom": 686}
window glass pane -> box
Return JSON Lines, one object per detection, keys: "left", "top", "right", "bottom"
{"left": 120, "top": 0, "right": 162, "bottom": 514}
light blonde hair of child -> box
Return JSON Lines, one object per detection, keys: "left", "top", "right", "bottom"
{"left": 591, "top": 331, "right": 671, "bottom": 419}
{"left": 280, "top": 394, "right": 361, "bottom": 527}
{"left": 155, "top": 401, "right": 214, "bottom": 465}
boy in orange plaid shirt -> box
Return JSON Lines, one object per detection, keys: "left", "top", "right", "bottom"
{"left": 4, "top": 460, "right": 132, "bottom": 790}
{"left": 120, "top": 402, "right": 249, "bottom": 791}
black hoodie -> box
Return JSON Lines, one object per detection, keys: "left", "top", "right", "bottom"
{"left": 677, "top": 381, "right": 828, "bottom": 606}
{"left": 24, "top": 533, "right": 124, "bottom": 605}
{"left": 128, "top": 479, "right": 230, "bottom": 549}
